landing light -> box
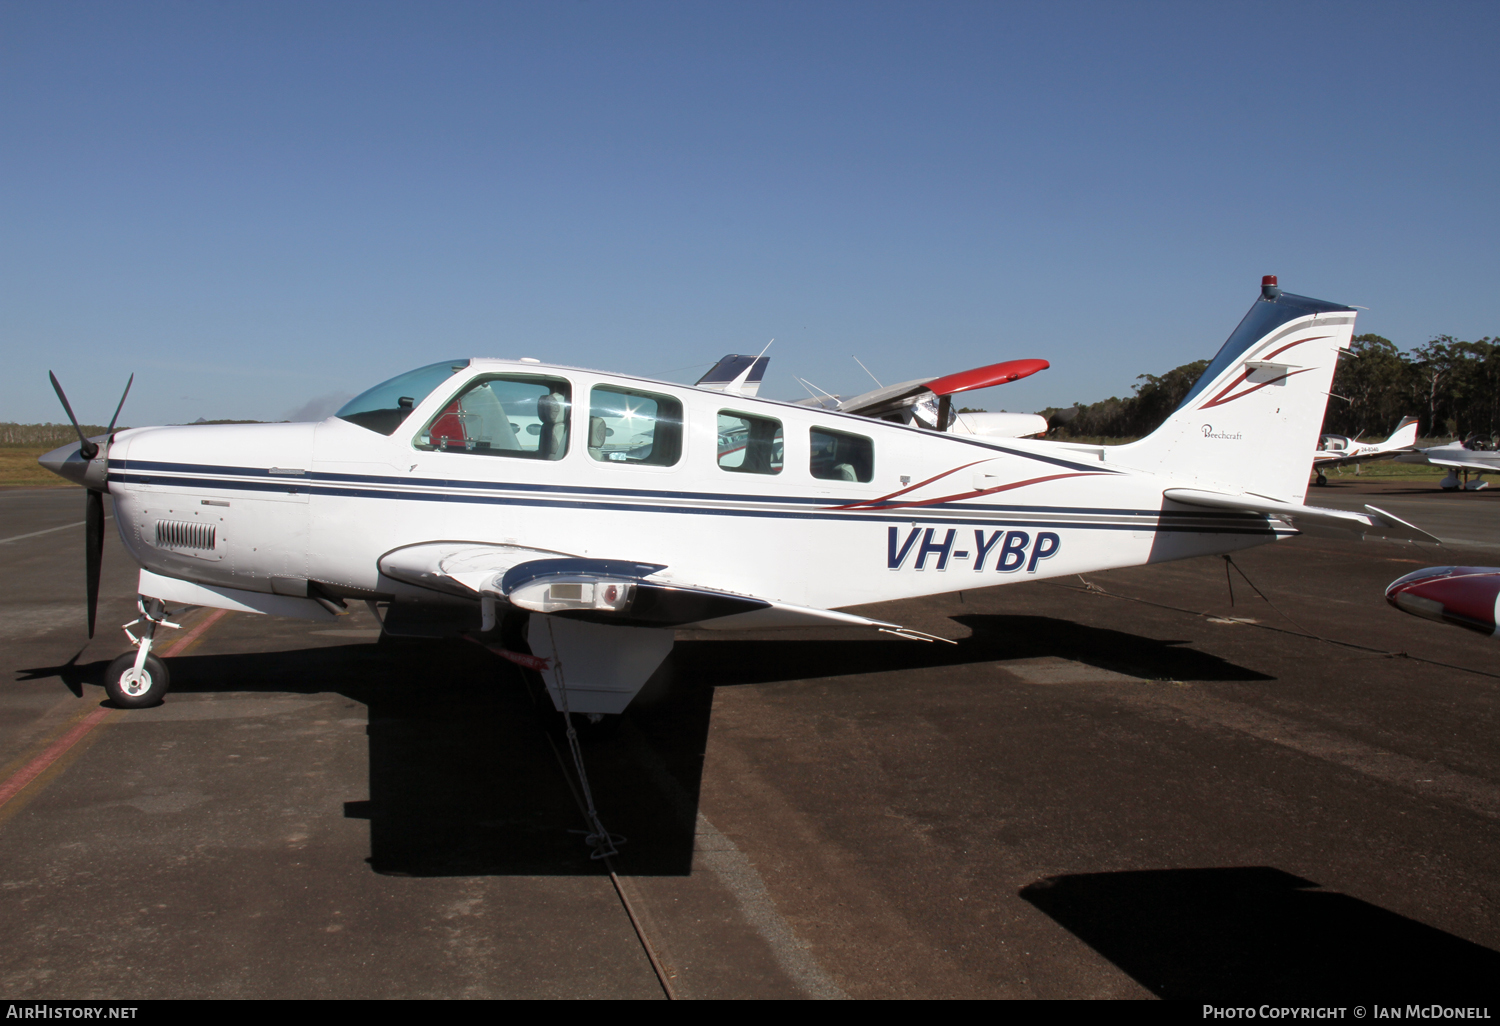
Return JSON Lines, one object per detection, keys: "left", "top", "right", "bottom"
{"left": 508, "top": 576, "right": 637, "bottom": 614}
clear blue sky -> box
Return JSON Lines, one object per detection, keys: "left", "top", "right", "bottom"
{"left": 3, "top": 0, "right": 1496, "bottom": 426}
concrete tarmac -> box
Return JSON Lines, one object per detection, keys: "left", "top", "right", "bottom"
{"left": 1, "top": 483, "right": 1497, "bottom": 1000}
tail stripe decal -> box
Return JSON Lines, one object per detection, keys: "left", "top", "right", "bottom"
{"left": 1263, "top": 335, "right": 1325, "bottom": 361}
{"left": 827, "top": 460, "right": 991, "bottom": 509}
{"left": 828, "top": 472, "right": 1111, "bottom": 511}
{"left": 1200, "top": 367, "right": 1316, "bottom": 410}
{"left": 1197, "top": 334, "right": 1328, "bottom": 410}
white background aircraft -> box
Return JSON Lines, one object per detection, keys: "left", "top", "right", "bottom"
{"left": 43, "top": 276, "right": 1435, "bottom": 732}
{"left": 1310, "top": 415, "right": 1419, "bottom": 486}
{"left": 799, "top": 358, "right": 1052, "bottom": 440}
{"left": 1395, "top": 439, "right": 1500, "bottom": 490}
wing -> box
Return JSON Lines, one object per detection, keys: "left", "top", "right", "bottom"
{"left": 378, "top": 541, "right": 948, "bottom": 638}
{"left": 1394, "top": 438, "right": 1500, "bottom": 472}
{"left": 838, "top": 359, "right": 1049, "bottom": 419}
{"left": 1419, "top": 453, "right": 1500, "bottom": 470}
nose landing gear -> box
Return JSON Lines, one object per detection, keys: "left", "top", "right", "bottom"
{"left": 106, "top": 597, "right": 180, "bottom": 708}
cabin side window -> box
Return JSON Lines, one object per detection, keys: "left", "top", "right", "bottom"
{"left": 588, "top": 386, "right": 683, "bottom": 467}
{"left": 414, "top": 374, "right": 571, "bottom": 460}
{"left": 810, "top": 427, "right": 874, "bottom": 482}
{"left": 718, "top": 411, "right": 783, "bottom": 475}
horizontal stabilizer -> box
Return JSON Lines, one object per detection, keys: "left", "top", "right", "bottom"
{"left": 1163, "top": 488, "right": 1441, "bottom": 544}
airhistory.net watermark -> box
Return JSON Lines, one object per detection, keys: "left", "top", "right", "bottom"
{"left": 5, "top": 1008, "right": 137, "bottom": 1020}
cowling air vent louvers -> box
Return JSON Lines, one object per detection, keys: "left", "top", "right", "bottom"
{"left": 155, "top": 520, "right": 216, "bottom": 551}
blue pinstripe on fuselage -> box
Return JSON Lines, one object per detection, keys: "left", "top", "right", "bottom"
{"left": 108, "top": 458, "right": 1287, "bottom": 538}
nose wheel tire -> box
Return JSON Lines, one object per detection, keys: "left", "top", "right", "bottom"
{"left": 105, "top": 652, "right": 170, "bottom": 708}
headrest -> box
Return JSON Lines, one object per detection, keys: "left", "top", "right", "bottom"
{"left": 537, "top": 392, "right": 566, "bottom": 424}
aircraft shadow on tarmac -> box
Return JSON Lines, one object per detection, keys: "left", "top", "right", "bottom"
{"left": 17, "top": 613, "right": 1268, "bottom": 878}
{"left": 1021, "top": 867, "right": 1500, "bottom": 1001}
{"left": 675, "top": 614, "right": 1273, "bottom": 685}
{"left": 19, "top": 640, "right": 714, "bottom": 878}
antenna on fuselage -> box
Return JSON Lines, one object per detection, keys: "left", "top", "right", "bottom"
{"left": 852, "top": 356, "right": 882, "bottom": 388}
{"left": 800, "top": 377, "right": 839, "bottom": 404}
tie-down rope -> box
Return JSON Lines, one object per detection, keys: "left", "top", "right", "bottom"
{"left": 544, "top": 616, "right": 625, "bottom": 860}
{"left": 1061, "top": 566, "right": 1499, "bottom": 680}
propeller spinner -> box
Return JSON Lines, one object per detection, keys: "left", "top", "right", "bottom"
{"left": 41, "top": 372, "right": 133, "bottom": 638}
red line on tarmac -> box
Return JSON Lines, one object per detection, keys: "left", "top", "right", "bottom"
{"left": 0, "top": 707, "right": 114, "bottom": 809}
{"left": 0, "top": 606, "right": 230, "bottom": 812}
{"left": 159, "top": 606, "right": 229, "bottom": 657}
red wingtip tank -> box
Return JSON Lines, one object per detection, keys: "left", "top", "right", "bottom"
{"left": 1385, "top": 566, "right": 1500, "bottom": 636}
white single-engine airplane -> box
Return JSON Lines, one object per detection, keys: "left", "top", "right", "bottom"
{"left": 42, "top": 276, "right": 1438, "bottom": 727}
{"left": 1394, "top": 438, "right": 1500, "bottom": 491}
{"left": 1310, "top": 415, "right": 1420, "bottom": 486}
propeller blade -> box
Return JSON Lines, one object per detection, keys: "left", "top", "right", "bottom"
{"left": 48, "top": 372, "right": 98, "bottom": 460}
{"left": 85, "top": 489, "right": 104, "bottom": 639}
{"left": 105, "top": 373, "right": 134, "bottom": 436}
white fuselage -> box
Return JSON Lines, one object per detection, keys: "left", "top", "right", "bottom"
{"left": 104, "top": 358, "right": 1292, "bottom": 616}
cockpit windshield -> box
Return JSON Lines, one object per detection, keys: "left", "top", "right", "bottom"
{"left": 336, "top": 360, "right": 470, "bottom": 435}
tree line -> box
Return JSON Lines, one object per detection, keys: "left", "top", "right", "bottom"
{"left": 0, "top": 423, "right": 112, "bottom": 446}
{"left": 1044, "top": 334, "right": 1499, "bottom": 441}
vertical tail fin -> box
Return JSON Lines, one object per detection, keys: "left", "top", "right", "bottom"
{"left": 1382, "top": 415, "right": 1420, "bottom": 452}
{"left": 696, "top": 354, "right": 770, "bottom": 397}
{"left": 1111, "top": 277, "right": 1358, "bottom": 502}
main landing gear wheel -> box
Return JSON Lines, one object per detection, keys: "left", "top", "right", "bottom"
{"left": 105, "top": 652, "right": 170, "bottom": 708}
